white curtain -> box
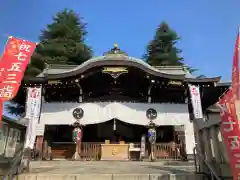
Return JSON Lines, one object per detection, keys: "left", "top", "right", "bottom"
{"left": 40, "top": 102, "right": 195, "bottom": 155}
{"left": 40, "top": 102, "right": 190, "bottom": 126}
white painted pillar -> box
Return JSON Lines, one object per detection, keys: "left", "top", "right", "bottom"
{"left": 147, "top": 83, "right": 152, "bottom": 103}
{"left": 184, "top": 122, "right": 195, "bottom": 158}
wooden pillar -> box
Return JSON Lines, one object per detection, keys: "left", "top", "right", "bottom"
{"left": 175, "top": 125, "right": 187, "bottom": 161}
{"left": 76, "top": 80, "right": 83, "bottom": 103}
{"left": 194, "top": 127, "right": 207, "bottom": 172}
{"left": 147, "top": 80, "right": 154, "bottom": 103}
{"left": 35, "top": 136, "right": 43, "bottom": 160}
{"left": 42, "top": 126, "right": 53, "bottom": 160}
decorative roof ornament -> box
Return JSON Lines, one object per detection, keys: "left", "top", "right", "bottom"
{"left": 103, "top": 43, "right": 128, "bottom": 56}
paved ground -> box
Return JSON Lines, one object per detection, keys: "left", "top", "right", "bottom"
{"left": 28, "top": 161, "right": 196, "bottom": 174}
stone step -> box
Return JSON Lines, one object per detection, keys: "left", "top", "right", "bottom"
{"left": 17, "top": 173, "right": 206, "bottom": 180}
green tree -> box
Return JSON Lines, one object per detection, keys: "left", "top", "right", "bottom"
{"left": 7, "top": 9, "right": 92, "bottom": 116}
{"left": 37, "top": 9, "right": 92, "bottom": 65}
{"left": 144, "top": 22, "right": 196, "bottom": 72}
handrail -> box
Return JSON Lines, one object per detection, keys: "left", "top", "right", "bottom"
{"left": 2, "top": 146, "right": 25, "bottom": 180}
{"left": 193, "top": 146, "right": 222, "bottom": 180}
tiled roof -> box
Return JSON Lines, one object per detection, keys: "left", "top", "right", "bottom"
{"left": 37, "top": 58, "right": 189, "bottom": 77}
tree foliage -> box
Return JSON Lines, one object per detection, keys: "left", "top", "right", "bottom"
{"left": 37, "top": 9, "right": 92, "bottom": 65}
{"left": 7, "top": 9, "right": 92, "bottom": 116}
{"left": 144, "top": 22, "right": 196, "bottom": 72}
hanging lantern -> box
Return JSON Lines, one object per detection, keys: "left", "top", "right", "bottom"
{"left": 72, "top": 122, "right": 82, "bottom": 143}
{"left": 148, "top": 121, "right": 156, "bottom": 144}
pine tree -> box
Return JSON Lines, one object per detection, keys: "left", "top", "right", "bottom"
{"left": 145, "top": 22, "right": 194, "bottom": 71}
{"left": 7, "top": 9, "right": 92, "bottom": 116}
{"left": 36, "top": 9, "right": 92, "bottom": 66}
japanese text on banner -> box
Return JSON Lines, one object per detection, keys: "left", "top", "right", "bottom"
{"left": 0, "top": 37, "right": 36, "bottom": 101}
{"left": 218, "top": 89, "right": 240, "bottom": 180}
{"left": 188, "top": 84, "right": 203, "bottom": 119}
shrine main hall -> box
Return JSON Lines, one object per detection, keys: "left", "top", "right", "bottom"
{"left": 23, "top": 45, "right": 228, "bottom": 161}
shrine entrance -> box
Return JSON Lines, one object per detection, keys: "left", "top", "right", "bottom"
{"left": 40, "top": 121, "right": 185, "bottom": 160}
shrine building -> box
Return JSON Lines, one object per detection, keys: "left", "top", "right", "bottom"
{"left": 23, "top": 45, "right": 229, "bottom": 161}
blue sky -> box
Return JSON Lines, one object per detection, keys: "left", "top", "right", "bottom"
{"left": 0, "top": 0, "right": 239, "bottom": 82}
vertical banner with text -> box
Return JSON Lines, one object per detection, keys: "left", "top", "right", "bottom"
{"left": 0, "top": 36, "right": 37, "bottom": 125}
{"left": 188, "top": 84, "right": 203, "bottom": 119}
{"left": 232, "top": 27, "right": 240, "bottom": 100}
{"left": 218, "top": 89, "right": 240, "bottom": 180}
{"left": 24, "top": 87, "right": 42, "bottom": 149}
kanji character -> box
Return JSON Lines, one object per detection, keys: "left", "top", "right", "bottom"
{"left": 30, "top": 89, "right": 40, "bottom": 98}
{"left": 234, "top": 153, "right": 240, "bottom": 169}
{"left": 229, "top": 136, "right": 240, "bottom": 150}
{"left": 222, "top": 116, "right": 236, "bottom": 132}
{"left": 19, "top": 42, "right": 31, "bottom": 52}
{"left": 3, "top": 73, "right": 17, "bottom": 84}
{"left": 191, "top": 87, "right": 199, "bottom": 96}
{"left": 238, "top": 174, "right": 240, "bottom": 180}
{"left": 218, "top": 103, "right": 228, "bottom": 116}
{"left": 7, "top": 62, "right": 22, "bottom": 72}
{"left": 14, "top": 51, "right": 27, "bottom": 61}
{"left": 0, "top": 85, "right": 14, "bottom": 99}
{"left": 0, "top": 68, "right": 4, "bottom": 76}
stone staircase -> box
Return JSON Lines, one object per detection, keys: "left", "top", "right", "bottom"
{"left": 15, "top": 160, "right": 208, "bottom": 180}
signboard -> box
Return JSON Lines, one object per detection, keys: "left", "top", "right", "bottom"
{"left": 188, "top": 84, "right": 203, "bottom": 119}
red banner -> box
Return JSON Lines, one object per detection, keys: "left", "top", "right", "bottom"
{"left": 0, "top": 36, "right": 36, "bottom": 125}
{"left": 218, "top": 89, "right": 240, "bottom": 180}
{"left": 0, "top": 100, "right": 3, "bottom": 127}
{"left": 0, "top": 37, "right": 36, "bottom": 101}
{"left": 232, "top": 28, "right": 240, "bottom": 100}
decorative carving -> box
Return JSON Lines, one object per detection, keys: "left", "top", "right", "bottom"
{"left": 168, "top": 80, "right": 182, "bottom": 86}
{"left": 102, "top": 67, "right": 128, "bottom": 79}
{"left": 112, "top": 148, "right": 118, "bottom": 156}
{"left": 104, "top": 43, "right": 128, "bottom": 56}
